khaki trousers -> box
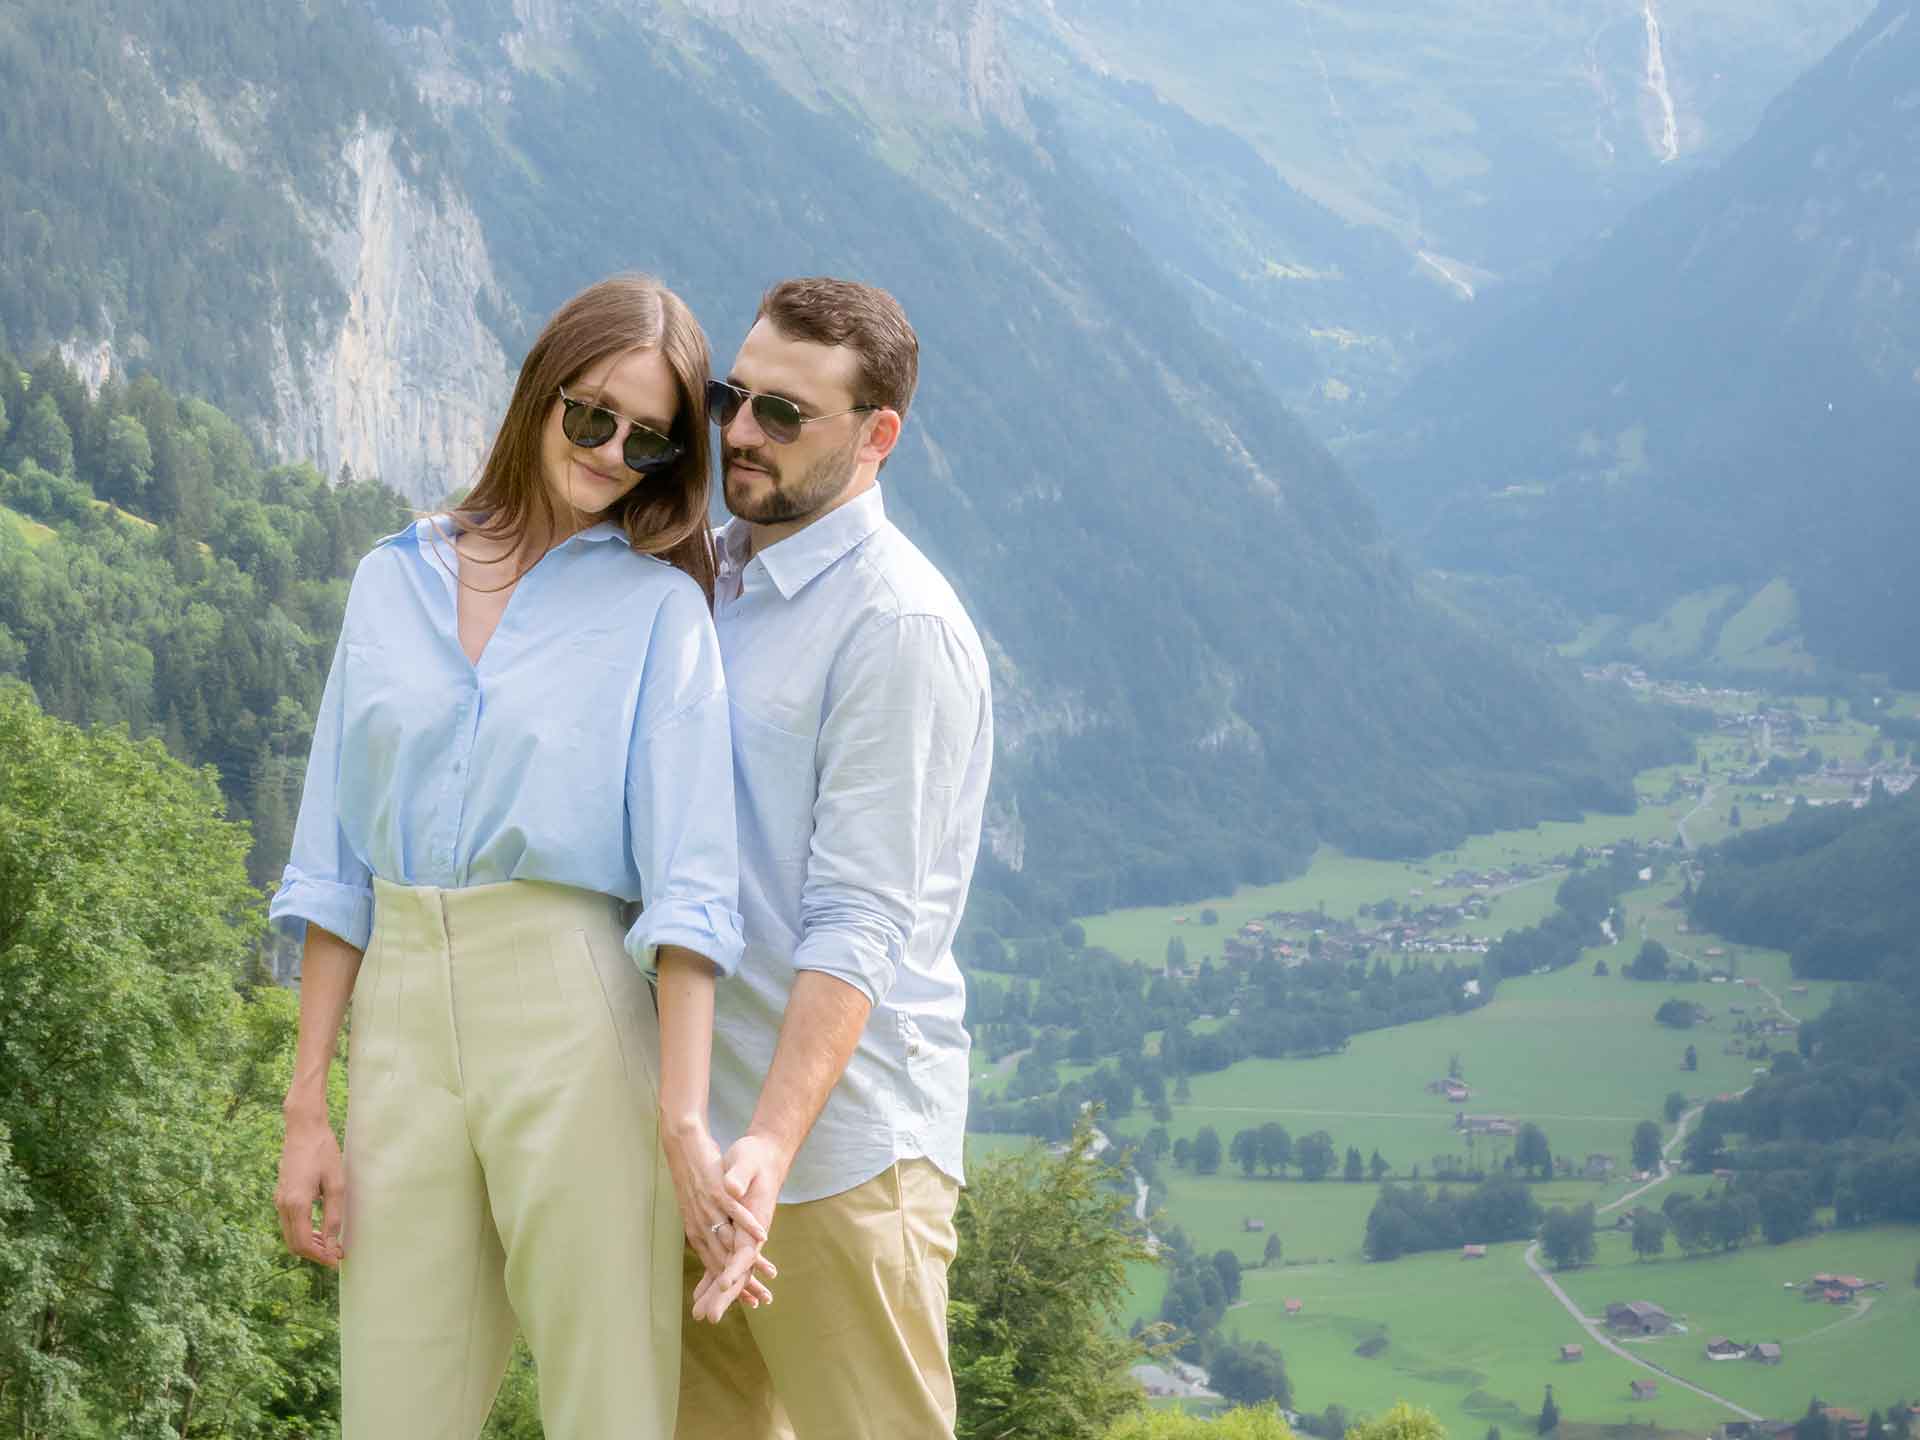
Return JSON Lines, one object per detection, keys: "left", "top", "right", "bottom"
{"left": 340, "top": 879, "right": 682, "bottom": 1440}
{"left": 676, "top": 1159, "right": 961, "bottom": 1440}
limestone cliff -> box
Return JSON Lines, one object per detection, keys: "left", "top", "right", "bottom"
{"left": 270, "top": 124, "right": 514, "bottom": 506}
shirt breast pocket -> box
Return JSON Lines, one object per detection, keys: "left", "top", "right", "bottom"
{"left": 728, "top": 702, "right": 817, "bottom": 871}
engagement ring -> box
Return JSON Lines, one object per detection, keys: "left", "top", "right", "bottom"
{"left": 710, "top": 1220, "right": 729, "bottom": 1233}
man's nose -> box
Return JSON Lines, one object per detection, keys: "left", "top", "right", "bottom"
{"left": 724, "top": 404, "right": 767, "bottom": 449}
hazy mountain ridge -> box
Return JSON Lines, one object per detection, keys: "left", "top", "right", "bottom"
{"left": 1358, "top": 0, "right": 1920, "bottom": 684}
{"left": 1, "top": 0, "right": 1690, "bottom": 918}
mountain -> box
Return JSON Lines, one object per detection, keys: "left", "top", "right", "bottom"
{"left": 0, "top": 0, "right": 1691, "bottom": 920}
{"left": 991, "top": 0, "right": 1878, "bottom": 428}
{"left": 1356, "top": 0, "right": 1920, "bottom": 685}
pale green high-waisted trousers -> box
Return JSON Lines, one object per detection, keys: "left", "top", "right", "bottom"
{"left": 340, "top": 878, "right": 681, "bottom": 1439}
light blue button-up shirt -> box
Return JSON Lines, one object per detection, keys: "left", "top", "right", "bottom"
{"left": 270, "top": 517, "right": 745, "bottom": 976}
{"left": 712, "top": 487, "right": 993, "bottom": 1201}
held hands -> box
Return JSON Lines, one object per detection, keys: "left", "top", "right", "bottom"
{"left": 275, "top": 1103, "right": 347, "bottom": 1267}
{"left": 690, "top": 1131, "right": 790, "bottom": 1324}
{"left": 662, "top": 1117, "right": 778, "bottom": 1319}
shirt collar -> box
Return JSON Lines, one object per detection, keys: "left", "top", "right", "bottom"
{"left": 720, "top": 487, "right": 886, "bottom": 601}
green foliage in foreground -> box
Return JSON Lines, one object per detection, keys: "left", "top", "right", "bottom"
{"left": 951, "top": 1121, "right": 1161, "bottom": 1440}
{"left": 1105, "top": 1403, "right": 1296, "bottom": 1439}
{"left": 0, "top": 685, "right": 337, "bottom": 1438}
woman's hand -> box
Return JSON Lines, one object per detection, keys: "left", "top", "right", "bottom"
{"left": 275, "top": 1101, "right": 347, "bottom": 1267}
{"left": 661, "top": 1115, "right": 776, "bottom": 1314}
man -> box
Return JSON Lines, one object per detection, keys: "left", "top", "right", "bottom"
{"left": 679, "top": 278, "right": 992, "bottom": 1439}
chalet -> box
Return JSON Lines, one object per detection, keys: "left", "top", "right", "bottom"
{"left": 1705, "top": 1338, "right": 1748, "bottom": 1360}
{"left": 1749, "top": 1343, "right": 1783, "bottom": 1365}
{"left": 1606, "top": 1301, "right": 1673, "bottom": 1335}
{"left": 1559, "top": 1344, "right": 1583, "bottom": 1362}
{"left": 1461, "top": 1245, "right": 1488, "bottom": 1260}
{"left": 1241, "top": 1218, "right": 1266, "bottom": 1233}
{"left": 1458, "top": 1113, "right": 1515, "bottom": 1136}
{"left": 1283, "top": 1299, "right": 1303, "bottom": 1316}
{"left": 1822, "top": 1409, "right": 1867, "bottom": 1440}
{"left": 1584, "top": 1154, "right": 1617, "bottom": 1181}
{"left": 1630, "top": 1380, "right": 1660, "bottom": 1401}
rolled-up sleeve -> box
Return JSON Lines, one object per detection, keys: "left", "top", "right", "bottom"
{"left": 791, "top": 613, "right": 984, "bottom": 1007}
{"left": 270, "top": 632, "right": 374, "bottom": 950}
{"left": 624, "top": 588, "right": 746, "bottom": 977}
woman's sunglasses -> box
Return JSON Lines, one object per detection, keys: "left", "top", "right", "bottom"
{"left": 706, "top": 379, "right": 877, "bottom": 446}
{"left": 557, "top": 387, "right": 684, "bottom": 473}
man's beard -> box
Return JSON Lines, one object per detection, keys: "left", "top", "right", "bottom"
{"left": 723, "top": 432, "right": 861, "bottom": 525}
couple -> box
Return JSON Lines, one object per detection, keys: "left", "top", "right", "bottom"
{"left": 270, "top": 273, "right": 992, "bottom": 1440}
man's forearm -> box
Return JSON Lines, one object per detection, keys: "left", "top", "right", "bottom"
{"left": 748, "top": 969, "right": 872, "bottom": 1160}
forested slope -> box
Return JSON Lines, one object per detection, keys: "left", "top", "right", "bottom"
{"left": 0, "top": 353, "right": 407, "bottom": 884}
{"left": 1691, "top": 783, "right": 1920, "bottom": 981}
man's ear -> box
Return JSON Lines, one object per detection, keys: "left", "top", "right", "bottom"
{"left": 859, "top": 409, "right": 903, "bottom": 467}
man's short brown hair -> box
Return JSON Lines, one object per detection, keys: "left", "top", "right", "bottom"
{"left": 757, "top": 277, "right": 919, "bottom": 418}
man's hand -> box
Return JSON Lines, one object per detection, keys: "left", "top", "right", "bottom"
{"left": 275, "top": 1104, "right": 347, "bottom": 1267}
{"left": 690, "top": 1131, "right": 792, "bottom": 1323}
{"left": 662, "top": 1116, "right": 776, "bottom": 1311}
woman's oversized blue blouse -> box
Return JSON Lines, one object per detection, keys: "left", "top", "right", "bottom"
{"left": 269, "top": 518, "right": 745, "bottom": 976}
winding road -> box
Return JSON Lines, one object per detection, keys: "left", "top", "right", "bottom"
{"left": 1518, "top": 979, "right": 1804, "bottom": 1418}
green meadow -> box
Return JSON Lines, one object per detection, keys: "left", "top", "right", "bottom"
{"left": 1039, "top": 688, "right": 1917, "bottom": 1431}
{"left": 1556, "top": 1227, "right": 1920, "bottom": 1422}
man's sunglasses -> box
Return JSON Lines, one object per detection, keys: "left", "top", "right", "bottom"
{"left": 557, "top": 387, "right": 684, "bottom": 473}
{"left": 706, "top": 379, "right": 877, "bottom": 445}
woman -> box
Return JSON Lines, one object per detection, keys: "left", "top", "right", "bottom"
{"left": 271, "top": 275, "right": 766, "bottom": 1439}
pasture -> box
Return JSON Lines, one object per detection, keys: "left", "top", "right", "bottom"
{"left": 1032, "top": 687, "right": 1915, "bottom": 1432}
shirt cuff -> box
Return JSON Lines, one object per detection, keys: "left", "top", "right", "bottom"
{"left": 269, "top": 869, "right": 374, "bottom": 952}
{"left": 790, "top": 925, "right": 899, "bottom": 1009}
{"left": 625, "top": 898, "right": 746, "bottom": 979}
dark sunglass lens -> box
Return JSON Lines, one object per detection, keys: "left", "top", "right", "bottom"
{"left": 705, "top": 380, "right": 744, "bottom": 427}
{"left": 623, "top": 429, "right": 680, "bottom": 472}
{"left": 562, "top": 401, "right": 618, "bottom": 448}
{"left": 752, "top": 394, "right": 804, "bottom": 444}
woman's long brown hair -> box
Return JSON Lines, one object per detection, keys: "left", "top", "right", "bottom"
{"left": 455, "top": 274, "right": 717, "bottom": 601}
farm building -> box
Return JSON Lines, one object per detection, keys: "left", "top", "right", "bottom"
{"left": 1705, "top": 1338, "right": 1747, "bottom": 1360}
{"left": 1559, "top": 1344, "right": 1583, "bottom": 1362}
{"left": 1242, "top": 1218, "right": 1266, "bottom": 1233}
{"left": 1630, "top": 1380, "right": 1660, "bottom": 1401}
{"left": 1461, "top": 1244, "right": 1487, "bottom": 1259}
{"left": 1606, "top": 1301, "right": 1673, "bottom": 1335}
{"left": 1584, "top": 1154, "right": 1617, "bottom": 1180}
{"left": 1283, "top": 1299, "right": 1303, "bottom": 1315}
{"left": 1749, "top": 1343, "right": 1783, "bottom": 1365}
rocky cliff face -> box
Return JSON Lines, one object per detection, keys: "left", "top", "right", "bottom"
{"left": 270, "top": 122, "right": 514, "bottom": 504}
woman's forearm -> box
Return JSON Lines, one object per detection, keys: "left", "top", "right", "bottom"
{"left": 654, "top": 946, "right": 717, "bottom": 1137}
{"left": 284, "top": 923, "right": 365, "bottom": 1116}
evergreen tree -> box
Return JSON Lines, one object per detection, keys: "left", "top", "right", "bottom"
{"left": 1537, "top": 1385, "right": 1560, "bottom": 1435}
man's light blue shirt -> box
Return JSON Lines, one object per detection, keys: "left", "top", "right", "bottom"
{"left": 712, "top": 487, "right": 993, "bottom": 1202}
{"left": 270, "top": 517, "right": 745, "bottom": 976}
